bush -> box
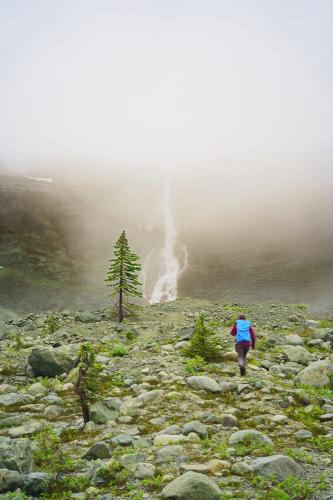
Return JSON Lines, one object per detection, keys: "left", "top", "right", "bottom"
{"left": 44, "top": 314, "right": 61, "bottom": 334}
{"left": 185, "top": 355, "right": 205, "bottom": 374}
{"left": 184, "top": 313, "right": 221, "bottom": 361}
{"left": 111, "top": 345, "right": 128, "bottom": 357}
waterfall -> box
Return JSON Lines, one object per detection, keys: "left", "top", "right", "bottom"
{"left": 146, "top": 180, "right": 188, "bottom": 304}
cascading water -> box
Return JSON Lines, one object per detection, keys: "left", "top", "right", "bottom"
{"left": 144, "top": 180, "right": 188, "bottom": 304}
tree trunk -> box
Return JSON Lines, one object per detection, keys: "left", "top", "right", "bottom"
{"left": 119, "top": 288, "right": 123, "bottom": 323}
{"left": 74, "top": 367, "right": 90, "bottom": 424}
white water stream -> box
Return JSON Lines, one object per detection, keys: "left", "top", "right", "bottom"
{"left": 146, "top": 180, "right": 188, "bottom": 304}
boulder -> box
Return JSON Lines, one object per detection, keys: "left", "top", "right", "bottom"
{"left": 295, "top": 359, "right": 333, "bottom": 387}
{"left": 285, "top": 334, "right": 304, "bottom": 346}
{"left": 0, "top": 393, "right": 34, "bottom": 407}
{"left": 75, "top": 311, "right": 99, "bottom": 323}
{"left": 283, "top": 346, "right": 312, "bottom": 365}
{"left": 0, "top": 468, "right": 24, "bottom": 493}
{"left": 251, "top": 454, "right": 302, "bottom": 482}
{"left": 23, "top": 472, "right": 50, "bottom": 495}
{"left": 186, "top": 376, "right": 221, "bottom": 393}
{"left": 156, "top": 445, "right": 189, "bottom": 464}
{"left": 135, "top": 390, "right": 164, "bottom": 406}
{"left": 228, "top": 430, "right": 273, "bottom": 446}
{"left": 89, "top": 398, "right": 121, "bottom": 424}
{"left": 83, "top": 442, "right": 110, "bottom": 460}
{"left": 162, "top": 471, "right": 222, "bottom": 499}
{"left": 132, "top": 462, "right": 156, "bottom": 479}
{"left": 28, "top": 345, "right": 79, "bottom": 377}
{"left": 0, "top": 437, "right": 32, "bottom": 473}
{"left": 8, "top": 421, "right": 42, "bottom": 439}
{"left": 183, "top": 421, "right": 208, "bottom": 438}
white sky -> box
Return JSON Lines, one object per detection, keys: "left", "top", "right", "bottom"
{"left": 0, "top": 0, "right": 332, "bottom": 178}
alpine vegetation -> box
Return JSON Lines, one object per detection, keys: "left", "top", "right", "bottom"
{"left": 184, "top": 313, "right": 221, "bottom": 361}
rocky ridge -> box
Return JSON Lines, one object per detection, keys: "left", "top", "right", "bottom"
{"left": 0, "top": 299, "right": 333, "bottom": 499}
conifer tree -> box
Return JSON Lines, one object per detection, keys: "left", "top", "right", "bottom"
{"left": 184, "top": 313, "right": 221, "bottom": 361}
{"left": 105, "top": 230, "right": 142, "bottom": 322}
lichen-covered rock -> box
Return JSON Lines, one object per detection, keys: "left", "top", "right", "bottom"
{"left": 0, "top": 468, "right": 24, "bottom": 493}
{"left": 283, "top": 346, "right": 312, "bottom": 365}
{"left": 23, "top": 472, "right": 50, "bottom": 495}
{"left": 0, "top": 437, "right": 32, "bottom": 473}
{"left": 156, "top": 445, "right": 189, "bottom": 464}
{"left": 28, "top": 345, "right": 79, "bottom": 377}
{"left": 132, "top": 462, "right": 156, "bottom": 479}
{"left": 186, "top": 376, "right": 221, "bottom": 393}
{"left": 0, "top": 393, "right": 34, "bottom": 407}
{"left": 251, "top": 454, "right": 302, "bottom": 481}
{"left": 295, "top": 359, "right": 333, "bottom": 387}
{"left": 83, "top": 442, "right": 111, "bottom": 460}
{"left": 89, "top": 398, "right": 122, "bottom": 424}
{"left": 162, "top": 471, "right": 222, "bottom": 499}
{"left": 183, "top": 421, "right": 208, "bottom": 438}
{"left": 228, "top": 430, "right": 273, "bottom": 446}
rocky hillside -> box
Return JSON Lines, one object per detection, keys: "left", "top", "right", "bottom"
{"left": 0, "top": 176, "right": 102, "bottom": 316}
{"left": 0, "top": 299, "right": 333, "bottom": 499}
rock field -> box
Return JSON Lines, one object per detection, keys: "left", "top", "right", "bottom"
{"left": 0, "top": 298, "right": 332, "bottom": 499}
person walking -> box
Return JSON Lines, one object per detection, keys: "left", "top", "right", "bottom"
{"left": 230, "top": 315, "right": 256, "bottom": 376}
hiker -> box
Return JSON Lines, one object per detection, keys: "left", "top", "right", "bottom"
{"left": 230, "top": 315, "right": 256, "bottom": 376}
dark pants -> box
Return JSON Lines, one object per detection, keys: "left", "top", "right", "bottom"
{"left": 235, "top": 343, "right": 250, "bottom": 367}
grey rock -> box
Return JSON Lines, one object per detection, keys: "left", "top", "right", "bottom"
{"left": 28, "top": 345, "right": 79, "bottom": 377}
{"left": 228, "top": 430, "right": 273, "bottom": 446}
{"left": 75, "top": 311, "right": 99, "bottom": 323}
{"left": 183, "top": 421, "right": 208, "bottom": 438}
{"left": 285, "top": 334, "right": 304, "bottom": 346}
{"left": 0, "top": 468, "right": 24, "bottom": 493}
{"left": 90, "top": 398, "right": 121, "bottom": 424}
{"left": 44, "top": 405, "right": 63, "bottom": 417}
{"left": 157, "top": 425, "right": 182, "bottom": 436}
{"left": 221, "top": 414, "right": 238, "bottom": 427}
{"left": 295, "top": 359, "right": 333, "bottom": 387}
{"left": 120, "top": 453, "right": 147, "bottom": 469}
{"left": 0, "top": 416, "right": 23, "bottom": 428}
{"left": 186, "top": 376, "right": 221, "bottom": 393}
{"left": 157, "top": 445, "right": 189, "bottom": 464}
{"left": 23, "top": 472, "right": 50, "bottom": 495}
{"left": 294, "top": 430, "right": 313, "bottom": 440}
{"left": 8, "top": 421, "right": 42, "bottom": 438}
{"left": 251, "top": 454, "right": 302, "bottom": 482}
{"left": 283, "top": 346, "right": 312, "bottom": 365}
{"left": 220, "top": 382, "right": 237, "bottom": 393}
{"left": 132, "top": 462, "right": 156, "bottom": 479}
{"left": 83, "top": 442, "right": 110, "bottom": 460}
{"left": 0, "top": 393, "right": 34, "bottom": 407}
{"left": 0, "top": 437, "right": 32, "bottom": 473}
{"left": 231, "top": 462, "right": 253, "bottom": 475}
{"left": 111, "top": 434, "right": 134, "bottom": 446}
{"left": 136, "top": 389, "right": 164, "bottom": 406}
{"left": 162, "top": 471, "right": 222, "bottom": 499}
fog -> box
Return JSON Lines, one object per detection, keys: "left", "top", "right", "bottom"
{"left": 1, "top": 1, "right": 333, "bottom": 308}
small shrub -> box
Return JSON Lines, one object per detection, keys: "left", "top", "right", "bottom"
{"left": 43, "top": 314, "right": 61, "bottom": 334}
{"left": 184, "top": 313, "right": 221, "bottom": 361}
{"left": 185, "top": 355, "right": 205, "bottom": 374}
{"left": 265, "top": 476, "right": 315, "bottom": 499}
{"left": 110, "top": 345, "right": 128, "bottom": 357}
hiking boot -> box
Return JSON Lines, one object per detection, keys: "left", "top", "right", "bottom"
{"left": 240, "top": 366, "right": 246, "bottom": 376}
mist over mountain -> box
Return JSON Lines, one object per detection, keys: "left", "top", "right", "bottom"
{"left": 1, "top": 171, "right": 332, "bottom": 317}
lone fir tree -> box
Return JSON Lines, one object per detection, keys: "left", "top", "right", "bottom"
{"left": 106, "top": 230, "right": 142, "bottom": 322}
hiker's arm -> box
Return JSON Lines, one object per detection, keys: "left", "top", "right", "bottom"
{"left": 230, "top": 324, "right": 237, "bottom": 337}
{"left": 250, "top": 327, "right": 256, "bottom": 348}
